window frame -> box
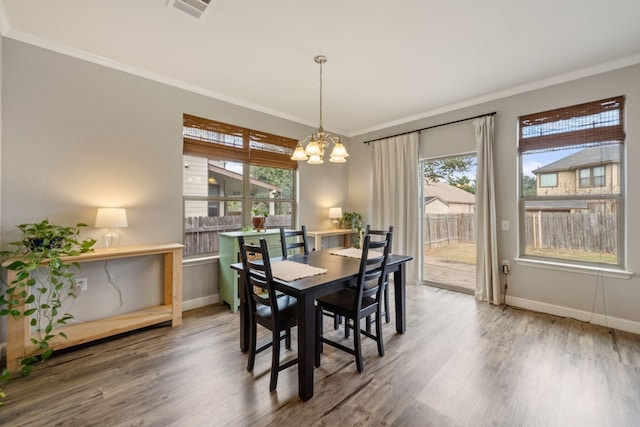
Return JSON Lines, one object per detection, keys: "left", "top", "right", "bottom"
{"left": 182, "top": 115, "right": 298, "bottom": 257}
{"left": 578, "top": 166, "right": 605, "bottom": 188}
{"left": 539, "top": 172, "right": 558, "bottom": 188}
{"left": 517, "top": 96, "right": 625, "bottom": 270}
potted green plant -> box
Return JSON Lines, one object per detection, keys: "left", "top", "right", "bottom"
{"left": 339, "top": 211, "right": 365, "bottom": 248}
{"left": 0, "top": 219, "right": 96, "bottom": 401}
{"left": 251, "top": 206, "right": 269, "bottom": 232}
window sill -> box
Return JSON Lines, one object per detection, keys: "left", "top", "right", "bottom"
{"left": 183, "top": 254, "right": 219, "bottom": 266}
{"left": 514, "top": 257, "right": 633, "bottom": 279}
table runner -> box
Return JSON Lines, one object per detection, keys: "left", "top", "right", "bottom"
{"left": 270, "top": 260, "right": 327, "bottom": 282}
{"left": 329, "top": 247, "right": 383, "bottom": 259}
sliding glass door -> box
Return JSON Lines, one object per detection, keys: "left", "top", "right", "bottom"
{"left": 420, "top": 155, "right": 477, "bottom": 293}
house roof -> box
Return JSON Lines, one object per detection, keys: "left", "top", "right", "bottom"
{"left": 209, "top": 164, "right": 282, "bottom": 192}
{"left": 1, "top": 1, "right": 639, "bottom": 136}
{"left": 424, "top": 196, "right": 449, "bottom": 207}
{"left": 533, "top": 145, "right": 620, "bottom": 174}
{"left": 423, "top": 181, "right": 475, "bottom": 205}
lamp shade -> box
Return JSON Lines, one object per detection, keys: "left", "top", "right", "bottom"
{"left": 95, "top": 208, "right": 128, "bottom": 228}
{"left": 328, "top": 207, "right": 342, "bottom": 219}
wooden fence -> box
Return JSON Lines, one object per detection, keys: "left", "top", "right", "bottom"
{"left": 525, "top": 211, "right": 617, "bottom": 253}
{"left": 423, "top": 211, "right": 617, "bottom": 254}
{"left": 424, "top": 213, "right": 476, "bottom": 248}
{"left": 184, "top": 215, "right": 292, "bottom": 255}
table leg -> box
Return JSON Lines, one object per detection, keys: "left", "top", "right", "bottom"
{"left": 393, "top": 262, "right": 407, "bottom": 334}
{"left": 297, "top": 293, "right": 316, "bottom": 401}
{"left": 238, "top": 269, "right": 249, "bottom": 352}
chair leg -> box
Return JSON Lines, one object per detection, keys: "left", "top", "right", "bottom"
{"left": 384, "top": 281, "right": 391, "bottom": 323}
{"left": 247, "top": 321, "right": 257, "bottom": 371}
{"left": 376, "top": 308, "right": 385, "bottom": 357}
{"left": 353, "top": 319, "right": 364, "bottom": 373}
{"left": 269, "top": 329, "right": 280, "bottom": 392}
{"left": 285, "top": 327, "right": 292, "bottom": 349}
{"left": 366, "top": 315, "right": 372, "bottom": 333}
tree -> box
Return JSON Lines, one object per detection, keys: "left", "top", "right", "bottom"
{"left": 250, "top": 166, "right": 293, "bottom": 197}
{"left": 423, "top": 156, "right": 476, "bottom": 194}
{"left": 249, "top": 166, "right": 293, "bottom": 215}
{"left": 522, "top": 175, "right": 537, "bottom": 196}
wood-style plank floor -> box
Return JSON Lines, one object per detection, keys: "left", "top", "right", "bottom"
{"left": 2, "top": 285, "right": 640, "bottom": 426}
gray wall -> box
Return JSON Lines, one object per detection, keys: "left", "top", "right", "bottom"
{"left": 349, "top": 63, "right": 640, "bottom": 333}
{"left": 2, "top": 35, "right": 638, "bottom": 341}
{"left": 0, "top": 38, "right": 349, "bottom": 342}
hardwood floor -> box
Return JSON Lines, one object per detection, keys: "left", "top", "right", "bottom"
{"left": 3, "top": 285, "right": 640, "bottom": 426}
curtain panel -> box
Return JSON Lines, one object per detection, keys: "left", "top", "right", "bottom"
{"left": 372, "top": 133, "right": 420, "bottom": 285}
{"left": 474, "top": 116, "right": 501, "bottom": 304}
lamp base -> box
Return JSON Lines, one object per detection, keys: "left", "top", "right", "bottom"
{"left": 103, "top": 228, "right": 121, "bottom": 248}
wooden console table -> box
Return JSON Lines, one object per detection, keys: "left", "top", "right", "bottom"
{"left": 307, "top": 229, "right": 355, "bottom": 250}
{"left": 4, "top": 243, "right": 184, "bottom": 372}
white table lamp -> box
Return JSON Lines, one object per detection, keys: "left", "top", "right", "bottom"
{"left": 329, "top": 207, "right": 342, "bottom": 228}
{"left": 95, "top": 208, "right": 128, "bottom": 248}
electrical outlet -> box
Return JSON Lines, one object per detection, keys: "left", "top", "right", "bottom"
{"left": 501, "top": 260, "right": 510, "bottom": 274}
{"left": 75, "top": 277, "right": 88, "bottom": 293}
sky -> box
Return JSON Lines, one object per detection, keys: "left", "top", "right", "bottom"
{"left": 425, "top": 148, "right": 579, "bottom": 183}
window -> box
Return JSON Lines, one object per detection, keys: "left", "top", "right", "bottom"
{"left": 183, "top": 114, "right": 297, "bottom": 256}
{"left": 518, "top": 96, "right": 625, "bottom": 268}
{"left": 539, "top": 173, "right": 558, "bottom": 187}
{"left": 579, "top": 166, "right": 605, "bottom": 188}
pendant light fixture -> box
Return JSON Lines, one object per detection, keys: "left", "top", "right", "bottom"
{"left": 291, "top": 55, "right": 349, "bottom": 164}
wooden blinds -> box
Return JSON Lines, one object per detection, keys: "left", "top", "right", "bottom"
{"left": 183, "top": 114, "right": 298, "bottom": 170}
{"left": 518, "top": 96, "right": 625, "bottom": 153}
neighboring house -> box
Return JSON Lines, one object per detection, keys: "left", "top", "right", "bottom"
{"left": 531, "top": 145, "right": 619, "bottom": 214}
{"left": 184, "top": 155, "right": 281, "bottom": 218}
{"left": 423, "top": 181, "right": 475, "bottom": 214}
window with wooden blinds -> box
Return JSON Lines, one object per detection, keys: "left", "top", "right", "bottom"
{"left": 518, "top": 96, "right": 625, "bottom": 153}
{"left": 517, "top": 95, "right": 625, "bottom": 270}
{"left": 183, "top": 114, "right": 298, "bottom": 170}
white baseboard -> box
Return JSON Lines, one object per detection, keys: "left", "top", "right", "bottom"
{"left": 182, "top": 294, "right": 220, "bottom": 312}
{"left": 505, "top": 295, "right": 640, "bottom": 335}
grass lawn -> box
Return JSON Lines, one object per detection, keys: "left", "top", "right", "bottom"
{"left": 425, "top": 242, "right": 617, "bottom": 265}
{"left": 424, "top": 242, "right": 476, "bottom": 265}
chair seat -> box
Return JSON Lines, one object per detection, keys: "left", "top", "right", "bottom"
{"left": 255, "top": 295, "right": 297, "bottom": 322}
{"left": 317, "top": 290, "right": 377, "bottom": 318}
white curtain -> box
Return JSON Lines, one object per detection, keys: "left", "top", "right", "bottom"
{"left": 372, "top": 133, "right": 420, "bottom": 285}
{"left": 474, "top": 116, "right": 501, "bottom": 304}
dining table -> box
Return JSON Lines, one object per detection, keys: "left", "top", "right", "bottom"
{"left": 231, "top": 248, "right": 413, "bottom": 401}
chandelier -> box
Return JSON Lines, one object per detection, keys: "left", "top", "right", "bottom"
{"left": 290, "top": 55, "right": 349, "bottom": 164}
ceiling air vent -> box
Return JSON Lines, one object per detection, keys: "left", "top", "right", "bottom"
{"left": 168, "top": 0, "right": 212, "bottom": 19}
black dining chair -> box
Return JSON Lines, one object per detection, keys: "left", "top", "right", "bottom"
{"left": 342, "top": 225, "right": 394, "bottom": 338}
{"left": 314, "top": 232, "right": 392, "bottom": 373}
{"left": 279, "top": 226, "right": 310, "bottom": 259}
{"left": 238, "top": 236, "right": 298, "bottom": 391}
{"left": 365, "top": 225, "right": 394, "bottom": 324}
{"left": 280, "top": 226, "right": 342, "bottom": 330}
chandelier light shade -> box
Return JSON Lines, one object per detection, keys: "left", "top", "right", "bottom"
{"left": 291, "top": 55, "right": 349, "bottom": 164}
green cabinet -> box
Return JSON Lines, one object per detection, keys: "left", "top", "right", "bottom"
{"left": 219, "top": 230, "right": 283, "bottom": 312}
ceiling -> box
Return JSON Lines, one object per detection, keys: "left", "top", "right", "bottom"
{"left": 1, "top": 0, "right": 639, "bottom": 137}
